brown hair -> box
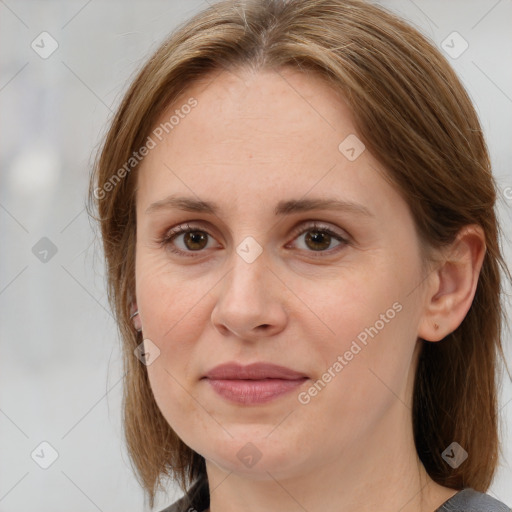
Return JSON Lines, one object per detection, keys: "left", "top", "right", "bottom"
{"left": 88, "top": 0, "right": 511, "bottom": 507}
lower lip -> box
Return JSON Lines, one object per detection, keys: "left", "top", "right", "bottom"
{"left": 205, "top": 378, "right": 308, "bottom": 404}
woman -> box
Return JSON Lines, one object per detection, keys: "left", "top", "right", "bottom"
{"left": 88, "top": 0, "right": 511, "bottom": 511}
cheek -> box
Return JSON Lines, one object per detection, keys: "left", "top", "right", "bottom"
{"left": 145, "top": 356, "right": 212, "bottom": 452}
{"left": 298, "top": 306, "right": 417, "bottom": 450}
{"left": 135, "top": 249, "right": 207, "bottom": 339}
{"left": 306, "top": 259, "right": 409, "bottom": 350}
{"left": 305, "top": 258, "right": 420, "bottom": 415}
{"left": 135, "top": 252, "right": 220, "bottom": 435}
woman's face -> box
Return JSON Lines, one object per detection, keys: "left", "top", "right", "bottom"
{"left": 134, "top": 67, "right": 429, "bottom": 479}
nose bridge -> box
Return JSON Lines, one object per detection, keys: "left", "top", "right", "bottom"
{"left": 223, "top": 227, "right": 269, "bottom": 294}
{"left": 222, "top": 245, "right": 269, "bottom": 311}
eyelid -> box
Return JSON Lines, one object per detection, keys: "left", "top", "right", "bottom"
{"left": 157, "top": 222, "right": 220, "bottom": 257}
{"left": 158, "top": 220, "right": 350, "bottom": 257}
{"left": 288, "top": 221, "right": 349, "bottom": 244}
{"left": 285, "top": 222, "right": 349, "bottom": 257}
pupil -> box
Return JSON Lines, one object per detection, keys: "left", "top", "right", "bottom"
{"left": 185, "top": 231, "right": 207, "bottom": 250}
{"left": 306, "top": 231, "right": 330, "bottom": 251}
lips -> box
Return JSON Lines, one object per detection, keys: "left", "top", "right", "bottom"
{"left": 203, "top": 362, "right": 308, "bottom": 380}
{"left": 202, "top": 362, "right": 309, "bottom": 405}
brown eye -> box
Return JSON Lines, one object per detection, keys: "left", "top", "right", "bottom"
{"left": 304, "top": 230, "right": 333, "bottom": 251}
{"left": 289, "top": 223, "right": 348, "bottom": 255}
{"left": 159, "top": 224, "right": 219, "bottom": 257}
{"left": 182, "top": 231, "right": 209, "bottom": 251}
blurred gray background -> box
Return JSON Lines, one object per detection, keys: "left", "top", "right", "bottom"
{"left": 1, "top": 1, "right": 511, "bottom": 511}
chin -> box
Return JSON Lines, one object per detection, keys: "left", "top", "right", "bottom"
{"left": 199, "top": 433, "right": 307, "bottom": 479}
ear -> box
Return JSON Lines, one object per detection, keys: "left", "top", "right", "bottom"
{"left": 418, "top": 225, "right": 486, "bottom": 342}
{"left": 130, "top": 301, "right": 142, "bottom": 332}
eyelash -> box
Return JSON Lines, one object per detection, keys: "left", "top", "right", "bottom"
{"left": 157, "top": 222, "right": 349, "bottom": 258}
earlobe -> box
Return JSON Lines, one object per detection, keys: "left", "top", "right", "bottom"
{"left": 417, "top": 225, "right": 486, "bottom": 342}
{"left": 130, "top": 302, "right": 142, "bottom": 333}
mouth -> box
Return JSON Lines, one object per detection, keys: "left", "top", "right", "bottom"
{"left": 202, "top": 362, "right": 309, "bottom": 405}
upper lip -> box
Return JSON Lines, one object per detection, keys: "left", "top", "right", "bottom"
{"left": 203, "top": 362, "right": 308, "bottom": 380}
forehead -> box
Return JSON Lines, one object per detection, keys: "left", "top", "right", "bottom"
{"left": 149, "top": 66, "right": 349, "bottom": 156}
{"left": 135, "top": 67, "right": 402, "bottom": 221}
{"left": 188, "top": 66, "right": 345, "bottom": 120}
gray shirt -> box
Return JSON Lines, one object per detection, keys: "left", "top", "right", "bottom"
{"left": 159, "top": 477, "right": 511, "bottom": 512}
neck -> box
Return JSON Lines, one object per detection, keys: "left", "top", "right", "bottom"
{"left": 204, "top": 402, "right": 456, "bottom": 512}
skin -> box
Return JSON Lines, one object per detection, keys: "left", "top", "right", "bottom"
{"left": 133, "top": 67, "right": 486, "bottom": 512}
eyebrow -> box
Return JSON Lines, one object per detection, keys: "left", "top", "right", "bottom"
{"left": 145, "top": 195, "right": 373, "bottom": 217}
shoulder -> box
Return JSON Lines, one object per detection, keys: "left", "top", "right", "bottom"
{"left": 157, "top": 494, "right": 188, "bottom": 512}
{"left": 157, "top": 476, "right": 209, "bottom": 512}
{"left": 158, "top": 483, "right": 511, "bottom": 512}
{"left": 436, "top": 488, "right": 511, "bottom": 512}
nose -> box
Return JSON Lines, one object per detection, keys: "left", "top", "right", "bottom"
{"left": 210, "top": 250, "right": 288, "bottom": 341}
